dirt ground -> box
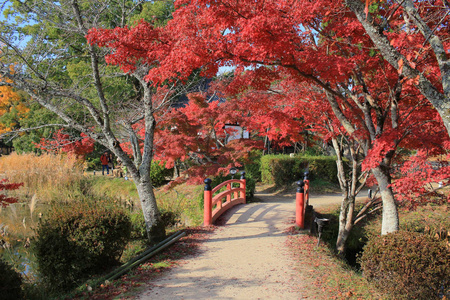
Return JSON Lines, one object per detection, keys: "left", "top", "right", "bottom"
{"left": 137, "top": 187, "right": 366, "bottom": 300}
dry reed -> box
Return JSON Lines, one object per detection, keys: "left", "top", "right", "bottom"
{"left": 0, "top": 152, "right": 84, "bottom": 202}
{"left": 29, "top": 194, "right": 38, "bottom": 217}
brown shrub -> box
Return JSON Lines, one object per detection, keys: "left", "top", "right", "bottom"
{"left": 360, "top": 231, "right": 450, "bottom": 299}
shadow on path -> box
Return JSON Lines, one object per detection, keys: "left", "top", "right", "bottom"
{"left": 137, "top": 185, "right": 349, "bottom": 300}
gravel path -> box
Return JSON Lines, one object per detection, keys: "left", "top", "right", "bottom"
{"left": 137, "top": 188, "right": 351, "bottom": 300}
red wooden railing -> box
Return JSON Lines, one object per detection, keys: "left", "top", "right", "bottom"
{"left": 203, "top": 173, "right": 246, "bottom": 226}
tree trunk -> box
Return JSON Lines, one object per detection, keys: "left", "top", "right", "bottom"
{"left": 332, "top": 136, "right": 356, "bottom": 255}
{"left": 336, "top": 195, "right": 355, "bottom": 255}
{"left": 134, "top": 174, "right": 166, "bottom": 245}
{"left": 372, "top": 166, "right": 399, "bottom": 234}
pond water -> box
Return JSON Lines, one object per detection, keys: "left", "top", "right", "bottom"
{"left": 0, "top": 201, "right": 46, "bottom": 280}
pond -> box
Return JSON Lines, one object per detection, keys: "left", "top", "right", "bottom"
{"left": 0, "top": 201, "right": 46, "bottom": 281}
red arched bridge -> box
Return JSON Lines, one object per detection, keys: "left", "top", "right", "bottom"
{"left": 203, "top": 172, "right": 310, "bottom": 228}
{"left": 203, "top": 172, "right": 247, "bottom": 226}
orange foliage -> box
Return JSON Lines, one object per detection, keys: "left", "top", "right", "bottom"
{"left": 0, "top": 64, "right": 29, "bottom": 133}
{"left": 0, "top": 84, "right": 29, "bottom": 134}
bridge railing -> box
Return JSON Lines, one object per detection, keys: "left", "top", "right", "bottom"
{"left": 203, "top": 172, "right": 246, "bottom": 226}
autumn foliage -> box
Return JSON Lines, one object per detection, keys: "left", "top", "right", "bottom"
{"left": 0, "top": 179, "right": 23, "bottom": 207}
{"left": 0, "top": 85, "right": 29, "bottom": 135}
{"left": 391, "top": 146, "right": 450, "bottom": 207}
{"left": 155, "top": 93, "right": 263, "bottom": 184}
{"left": 86, "top": 0, "right": 449, "bottom": 208}
{"left": 35, "top": 129, "right": 95, "bottom": 157}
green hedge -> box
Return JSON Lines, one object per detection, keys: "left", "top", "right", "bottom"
{"left": 260, "top": 154, "right": 338, "bottom": 186}
{"left": 33, "top": 198, "right": 131, "bottom": 292}
{"left": 245, "top": 151, "right": 262, "bottom": 182}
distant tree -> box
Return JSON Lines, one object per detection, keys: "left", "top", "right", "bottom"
{"left": 10, "top": 103, "right": 61, "bottom": 153}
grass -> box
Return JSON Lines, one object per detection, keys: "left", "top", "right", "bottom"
{"left": 0, "top": 152, "right": 86, "bottom": 203}
{"left": 89, "top": 176, "right": 140, "bottom": 202}
{"left": 154, "top": 184, "right": 204, "bottom": 227}
{"left": 285, "top": 234, "right": 382, "bottom": 299}
{"left": 88, "top": 176, "right": 205, "bottom": 227}
{"left": 309, "top": 178, "right": 341, "bottom": 194}
{"left": 284, "top": 218, "right": 383, "bottom": 299}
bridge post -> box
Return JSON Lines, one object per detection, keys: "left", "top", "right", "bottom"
{"left": 240, "top": 171, "right": 246, "bottom": 203}
{"left": 296, "top": 180, "right": 305, "bottom": 229}
{"left": 204, "top": 178, "right": 212, "bottom": 226}
{"left": 304, "top": 171, "right": 310, "bottom": 209}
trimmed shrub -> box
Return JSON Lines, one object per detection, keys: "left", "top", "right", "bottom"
{"left": 243, "top": 172, "right": 257, "bottom": 200}
{"left": 244, "top": 151, "right": 262, "bottom": 182}
{"left": 160, "top": 209, "right": 180, "bottom": 228}
{"left": 261, "top": 155, "right": 304, "bottom": 185}
{"left": 260, "top": 154, "right": 338, "bottom": 186}
{"left": 33, "top": 199, "right": 131, "bottom": 292}
{"left": 359, "top": 231, "right": 450, "bottom": 299}
{"left": 400, "top": 206, "right": 450, "bottom": 246}
{"left": 0, "top": 258, "right": 23, "bottom": 300}
{"left": 307, "top": 156, "right": 339, "bottom": 182}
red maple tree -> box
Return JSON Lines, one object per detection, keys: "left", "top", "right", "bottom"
{"left": 223, "top": 68, "right": 448, "bottom": 251}
{"left": 124, "top": 92, "right": 264, "bottom": 185}
{"left": 86, "top": 0, "right": 449, "bottom": 239}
